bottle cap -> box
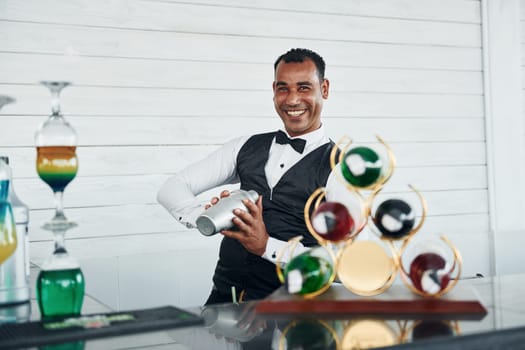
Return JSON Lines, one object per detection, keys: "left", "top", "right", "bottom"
{"left": 0, "top": 156, "right": 8, "bottom": 165}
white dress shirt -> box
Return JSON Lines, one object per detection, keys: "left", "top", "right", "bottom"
{"left": 157, "top": 125, "right": 331, "bottom": 263}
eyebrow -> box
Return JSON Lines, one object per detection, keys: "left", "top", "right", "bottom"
{"left": 275, "top": 81, "right": 313, "bottom": 86}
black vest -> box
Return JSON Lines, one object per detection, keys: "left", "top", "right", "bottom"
{"left": 212, "top": 131, "right": 336, "bottom": 300}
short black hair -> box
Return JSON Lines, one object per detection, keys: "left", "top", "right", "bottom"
{"left": 274, "top": 48, "right": 326, "bottom": 81}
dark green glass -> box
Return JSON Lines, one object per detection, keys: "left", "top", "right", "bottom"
{"left": 37, "top": 268, "right": 85, "bottom": 319}
{"left": 340, "top": 146, "right": 382, "bottom": 187}
{"left": 39, "top": 341, "right": 85, "bottom": 350}
{"left": 284, "top": 253, "right": 333, "bottom": 295}
{"left": 286, "top": 321, "right": 337, "bottom": 350}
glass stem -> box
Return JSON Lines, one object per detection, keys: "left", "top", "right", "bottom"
{"left": 53, "top": 191, "right": 66, "bottom": 221}
{"left": 54, "top": 230, "right": 66, "bottom": 253}
{"left": 51, "top": 90, "right": 61, "bottom": 115}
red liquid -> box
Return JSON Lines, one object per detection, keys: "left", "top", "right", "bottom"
{"left": 312, "top": 202, "right": 354, "bottom": 241}
{"left": 409, "top": 253, "right": 450, "bottom": 293}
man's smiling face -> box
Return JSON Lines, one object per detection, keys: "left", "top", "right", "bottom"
{"left": 273, "top": 59, "right": 329, "bottom": 137}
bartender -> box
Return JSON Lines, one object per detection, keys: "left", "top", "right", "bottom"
{"left": 158, "top": 48, "right": 338, "bottom": 304}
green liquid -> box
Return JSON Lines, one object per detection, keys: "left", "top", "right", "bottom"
{"left": 37, "top": 268, "right": 85, "bottom": 319}
{"left": 39, "top": 341, "right": 85, "bottom": 350}
{"left": 285, "top": 254, "right": 333, "bottom": 295}
{"left": 286, "top": 321, "right": 337, "bottom": 350}
{"left": 38, "top": 171, "right": 77, "bottom": 193}
{"left": 341, "top": 146, "right": 382, "bottom": 187}
{"left": 36, "top": 146, "right": 78, "bottom": 193}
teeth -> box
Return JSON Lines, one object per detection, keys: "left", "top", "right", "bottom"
{"left": 286, "top": 110, "right": 305, "bottom": 117}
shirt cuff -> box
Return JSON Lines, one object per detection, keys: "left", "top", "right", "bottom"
{"left": 169, "top": 200, "right": 208, "bottom": 229}
{"left": 262, "top": 237, "right": 310, "bottom": 264}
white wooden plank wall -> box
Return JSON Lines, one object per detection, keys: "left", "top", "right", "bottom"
{"left": 522, "top": 0, "right": 525, "bottom": 117}
{"left": 0, "top": 0, "right": 488, "bottom": 309}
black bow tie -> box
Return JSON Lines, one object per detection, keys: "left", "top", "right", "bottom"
{"left": 275, "top": 130, "right": 306, "bottom": 154}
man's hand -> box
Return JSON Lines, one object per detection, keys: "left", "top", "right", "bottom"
{"left": 221, "top": 196, "right": 269, "bottom": 256}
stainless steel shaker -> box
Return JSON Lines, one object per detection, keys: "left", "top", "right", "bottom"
{"left": 196, "top": 190, "right": 259, "bottom": 236}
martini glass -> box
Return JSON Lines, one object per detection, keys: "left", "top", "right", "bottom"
{"left": 35, "top": 81, "right": 78, "bottom": 231}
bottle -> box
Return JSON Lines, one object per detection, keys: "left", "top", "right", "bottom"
{"left": 196, "top": 190, "right": 259, "bottom": 236}
{"left": 0, "top": 157, "right": 28, "bottom": 305}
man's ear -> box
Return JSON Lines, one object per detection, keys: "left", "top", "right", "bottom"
{"left": 322, "top": 79, "right": 330, "bottom": 99}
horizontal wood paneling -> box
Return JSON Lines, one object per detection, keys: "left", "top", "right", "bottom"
{"left": 521, "top": 2, "right": 525, "bottom": 111}
{"left": 144, "top": 0, "right": 481, "bottom": 23}
{"left": 0, "top": 53, "right": 483, "bottom": 94}
{"left": 0, "top": 22, "right": 482, "bottom": 71}
{"left": 0, "top": 115, "right": 485, "bottom": 147}
{"left": 0, "top": 85, "right": 484, "bottom": 119}
{"left": 30, "top": 230, "right": 222, "bottom": 260}
{"left": 24, "top": 190, "right": 488, "bottom": 252}
{"left": 0, "top": 0, "right": 481, "bottom": 47}
{"left": 0, "top": 141, "right": 486, "bottom": 177}
{"left": 27, "top": 204, "right": 490, "bottom": 242}
{"left": 13, "top": 166, "right": 487, "bottom": 210}
{"left": 0, "top": 0, "right": 488, "bottom": 308}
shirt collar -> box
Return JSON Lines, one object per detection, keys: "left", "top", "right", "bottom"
{"left": 279, "top": 124, "right": 327, "bottom": 148}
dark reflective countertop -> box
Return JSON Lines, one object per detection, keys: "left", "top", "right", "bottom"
{"left": 1, "top": 271, "right": 525, "bottom": 349}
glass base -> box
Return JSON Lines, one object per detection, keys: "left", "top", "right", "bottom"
{"left": 42, "top": 219, "right": 77, "bottom": 231}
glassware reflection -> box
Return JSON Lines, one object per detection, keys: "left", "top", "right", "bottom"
{"left": 201, "top": 302, "right": 265, "bottom": 342}
{"left": 280, "top": 320, "right": 339, "bottom": 350}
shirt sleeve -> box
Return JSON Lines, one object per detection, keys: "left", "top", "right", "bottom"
{"left": 157, "top": 136, "right": 249, "bottom": 228}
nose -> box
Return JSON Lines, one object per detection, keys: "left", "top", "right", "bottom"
{"left": 285, "top": 90, "right": 300, "bottom": 106}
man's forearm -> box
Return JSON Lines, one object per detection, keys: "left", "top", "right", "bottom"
{"left": 157, "top": 174, "right": 208, "bottom": 227}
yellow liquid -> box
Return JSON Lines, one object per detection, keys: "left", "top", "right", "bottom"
{"left": 0, "top": 239, "right": 17, "bottom": 265}
{"left": 37, "top": 146, "right": 78, "bottom": 192}
{"left": 0, "top": 203, "right": 17, "bottom": 265}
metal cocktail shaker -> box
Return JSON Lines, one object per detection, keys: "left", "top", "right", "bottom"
{"left": 196, "top": 190, "right": 259, "bottom": 236}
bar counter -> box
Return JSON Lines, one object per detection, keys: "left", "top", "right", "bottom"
{"left": 1, "top": 269, "right": 525, "bottom": 349}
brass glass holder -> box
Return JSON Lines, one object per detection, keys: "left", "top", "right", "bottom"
{"left": 337, "top": 239, "right": 398, "bottom": 296}
{"left": 398, "top": 236, "right": 462, "bottom": 298}
{"left": 276, "top": 236, "right": 337, "bottom": 299}
{"left": 275, "top": 134, "right": 464, "bottom": 300}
